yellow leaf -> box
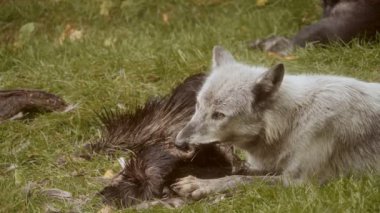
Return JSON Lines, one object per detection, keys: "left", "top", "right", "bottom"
{"left": 100, "top": 0, "right": 114, "bottom": 17}
{"left": 98, "top": 206, "right": 112, "bottom": 213}
{"left": 104, "top": 37, "right": 117, "bottom": 47}
{"left": 68, "top": 29, "right": 83, "bottom": 42}
{"left": 162, "top": 13, "right": 170, "bottom": 25}
{"left": 103, "top": 169, "right": 115, "bottom": 179}
{"left": 58, "top": 24, "right": 83, "bottom": 45}
{"left": 256, "top": 0, "right": 268, "bottom": 7}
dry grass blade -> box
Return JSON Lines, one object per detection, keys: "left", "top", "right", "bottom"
{"left": 41, "top": 188, "right": 72, "bottom": 200}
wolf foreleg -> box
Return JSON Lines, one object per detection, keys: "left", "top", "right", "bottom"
{"left": 171, "top": 175, "right": 281, "bottom": 200}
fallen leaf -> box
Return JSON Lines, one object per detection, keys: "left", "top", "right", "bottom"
{"left": 256, "top": 0, "right": 268, "bottom": 7}
{"left": 58, "top": 24, "right": 83, "bottom": 45}
{"left": 68, "top": 30, "right": 83, "bottom": 42}
{"left": 162, "top": 13, "right": 170, "bottom": 24}
{"left": 104, "top": 37, "right": 117, "bottom": 47}
{"left": 103, "top": 169, "right": 115, "bottom": 179}
{"left": 146, "top": 74, "right": 160, "bottom": 83}
{"left": 117, "top": 103, "right": 126, "bottom": 110}
{"left": 100, "top": 0, "right": 114, "bottom": 17}
{"left": 98, "top": 205, "right": 113, "bottom": 213}
{"left": 71, "top": 170, "right": 86, "bottom": 177}
{"left": 283, "top": 55, "right": 298, "bottom": 60}
{"left": 70, "top": 154, "right": 87, "bottom": 162}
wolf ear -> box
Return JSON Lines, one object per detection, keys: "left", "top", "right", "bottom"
{"left": 212, "top": 46, "right": 236, "bottom": 68}
{"left": 253, "top": 63, "right": 285, "bottom": 102}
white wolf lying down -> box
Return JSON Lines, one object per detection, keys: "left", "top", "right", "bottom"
{"left": 172, "top": 46, "right": 380, "bottom": 200}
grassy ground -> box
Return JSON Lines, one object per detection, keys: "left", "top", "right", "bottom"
{"left": 1, "top": 0, "right": 379, "bottom": 212}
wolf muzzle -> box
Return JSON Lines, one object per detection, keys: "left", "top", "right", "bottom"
{"left": 174, "top": 135, "right": 191, "bottom": 151}
{"left": 175, "top": 123, "right": 196, "bottom": 151}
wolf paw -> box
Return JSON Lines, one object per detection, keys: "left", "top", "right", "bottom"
{"left": 171, "top": 176, "right": 214, "bottom": 200}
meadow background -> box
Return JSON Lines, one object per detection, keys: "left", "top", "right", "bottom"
{"left": 0, "top": 0, "right": 379, "bottom": 212}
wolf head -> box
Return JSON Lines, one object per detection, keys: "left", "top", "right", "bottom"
{"left": 175, "top": 46, "right": 285, "bottom": 150}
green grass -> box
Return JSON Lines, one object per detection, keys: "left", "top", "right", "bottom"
{"left": 1, "top": 0, "right": 379, "bottom": 212}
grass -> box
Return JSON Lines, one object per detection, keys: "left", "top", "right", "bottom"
{"left": 0, "top": 0, "right": 379, "bottom": 212}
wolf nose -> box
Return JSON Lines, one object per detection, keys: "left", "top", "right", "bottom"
{"left": 174, "top": 138, "right": 190, "bottom": 151}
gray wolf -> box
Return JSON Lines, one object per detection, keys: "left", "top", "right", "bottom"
{"left": 173, "top": 46, "right": 380, "bottom": 200}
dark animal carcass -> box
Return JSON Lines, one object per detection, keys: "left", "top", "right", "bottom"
{"left": 91, "top": 74, "right": 246, "bottom": 208}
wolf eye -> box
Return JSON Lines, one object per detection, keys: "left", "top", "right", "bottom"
{"left": 211, "top": 111, "right": 225, "bottom": 120}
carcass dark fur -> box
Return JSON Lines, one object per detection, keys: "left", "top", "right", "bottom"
{"left": 92, "top": 74, "right": 245, "bottom": 208}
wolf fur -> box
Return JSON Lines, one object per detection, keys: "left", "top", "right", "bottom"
{"left": 173, "top": 46, "right": 380, "bottom": 200}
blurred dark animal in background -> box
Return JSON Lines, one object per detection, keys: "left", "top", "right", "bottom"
{"left": 250, "top": 0, "right": 380, "bottom": 55}
{"left": 0, "top": 89, "right": 67, "bottom": 122}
